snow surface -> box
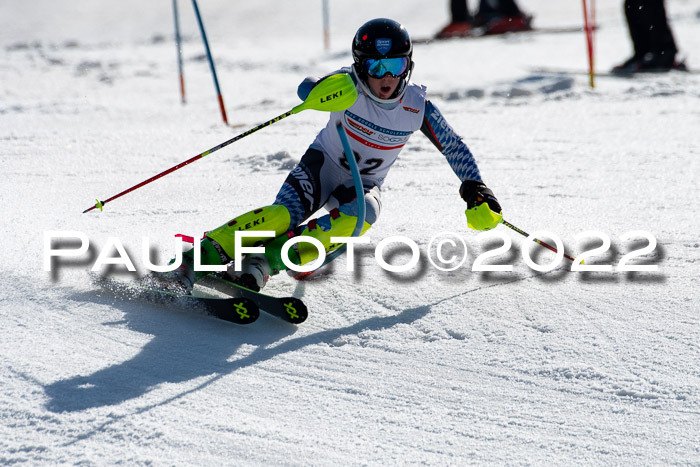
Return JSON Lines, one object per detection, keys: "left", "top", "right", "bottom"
{"left": 2, "top": 0, "right": 699, "bottom": 464}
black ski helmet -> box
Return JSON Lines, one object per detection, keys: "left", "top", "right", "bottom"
{"left": 352, "top": 18, "right": 414, "bottom": 102}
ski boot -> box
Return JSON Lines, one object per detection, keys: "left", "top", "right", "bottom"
{"left": 225, "top": 254, "right": 271, "bottom": 292}
{"left": 140, "top": 262, "right": 194, "bottom": 295}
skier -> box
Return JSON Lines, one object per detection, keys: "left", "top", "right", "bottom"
{"left": 148, "top": 18, "right": 502, "bottom": 294}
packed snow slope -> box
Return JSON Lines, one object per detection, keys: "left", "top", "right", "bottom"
{"left": 1, "top": 0, "right": 699, "bottom": 464}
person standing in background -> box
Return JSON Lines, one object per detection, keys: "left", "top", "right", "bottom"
{"left": 612, "top": 0, "right": 686, "bottom": 73}
{"left": 436, "top": 0, "right": 532, "bottom": 39}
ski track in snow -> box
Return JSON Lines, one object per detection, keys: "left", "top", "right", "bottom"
{"left": 2, "top": 0, "right": 699, "bottom": 464}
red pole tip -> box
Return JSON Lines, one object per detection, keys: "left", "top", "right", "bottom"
{"left": 218, "top": 94, "right": 228, "bottom": 125}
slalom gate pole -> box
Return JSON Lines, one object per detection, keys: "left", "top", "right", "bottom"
{"left": 582, "top": 0, "right": 595, "bottom": 88}
{"left": 83, "top": 73, "right": 358, "bottom": 213}
{"left": 501, "top": 219, "right": 577, "bottom": 262}
{"left": 592, "top": 0, "right": 597, "bottom": 75}
{"left": 337, "top": 122, "right": 365, "bottom": 238}
{"left": 322, "top": 0, "right": 330, "bottom": 51}
{"left": 172, "top": 0, "right": 186, "bottom": 104}
{"left": 191, "top": 0, "right": 228, "bottom": 124}
{"left": 294, "top": 122, "right": 364, "bottom": 279}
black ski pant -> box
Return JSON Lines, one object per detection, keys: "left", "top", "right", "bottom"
{"left": 624, "top": 0, "right": 677, "bottom": 59}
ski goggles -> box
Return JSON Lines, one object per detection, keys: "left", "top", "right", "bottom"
{"left": 364, "top": 57, "right": 409, "bottom": 78}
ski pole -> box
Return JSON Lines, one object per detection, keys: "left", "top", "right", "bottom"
{"left": 83, "top": 73, "right": 358, "bottom": 213}
{"left": 501, "top": 219, "right": 577, "bottom": 262}
{"left": 191, "top": 0, "right": 228, "bottom": 124}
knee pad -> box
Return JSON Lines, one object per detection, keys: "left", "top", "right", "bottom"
{"left": 364, "top": 186, "right": 382, "bottom": 225}
{"left": 336, "top": 186, "right": 382, "bottom": 225}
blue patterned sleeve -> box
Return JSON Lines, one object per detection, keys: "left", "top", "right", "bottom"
{"left": 297, "top": 67, "right": 357, "bottom": 100}
{"left": 420, "top": 100, "right": 482, "bottom": 183}
{"left": 297, "top": 76, "right": 320, "bottom": 100}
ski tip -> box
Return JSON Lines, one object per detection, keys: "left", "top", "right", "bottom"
{"left": 171, "top": 295, "right": 260, "bottom": 325}
{"left": 224, "top": 297, "right": 260, "bottom": 325}
{"left": 281, "top": 297, "right": 308, "bottom": 324}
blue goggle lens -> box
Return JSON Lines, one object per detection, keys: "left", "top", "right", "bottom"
{"left": 364, "top": 57, "right": 408, "bottom": 78}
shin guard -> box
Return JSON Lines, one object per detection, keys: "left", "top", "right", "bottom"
{"left": 206, "top": 205, "right": 292, "bottom": 258}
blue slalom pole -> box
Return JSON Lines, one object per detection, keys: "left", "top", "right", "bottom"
{"left": 290, "top": 122, "right": 365, "bottom": 280}
{"left": 191, "top": 0, "right": 229, "bottom": 124}
{"left": 337, "top": 122, "right": 366, "bottom": 237}
{"left": 318, "top": 123, "right": 366, "bottom": 266}
{"left": 172, "top": 0, "right": 186, "bottom": 104}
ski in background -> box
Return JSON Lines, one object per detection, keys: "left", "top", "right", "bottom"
{"left": 530, "top": 63, "right": 695, "bottom": 77}
{"left": 413, "top": 25, "right": 589, "bottom": 45}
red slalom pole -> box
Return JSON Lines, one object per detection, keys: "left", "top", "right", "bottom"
{"left": 582, "top": 0, "right": 595, "bottom": 88}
